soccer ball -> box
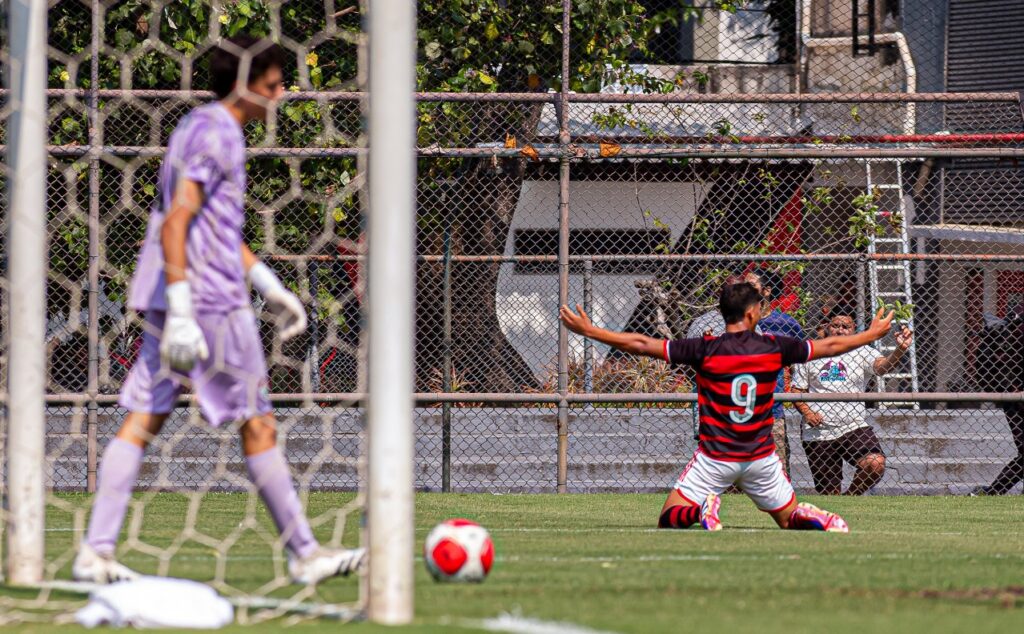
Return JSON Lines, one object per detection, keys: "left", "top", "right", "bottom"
{"left": 423, "top": 518, "right": 494, "bottom": 582}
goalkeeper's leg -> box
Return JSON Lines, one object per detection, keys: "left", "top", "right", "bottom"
{"left": 240, "top": 416, "right": 365, "bottom": 584}
{"left": 75, "top": 412, "right": 168, "bottom": 582}
{"left": 76, "top": 311, "right": 186, "bottom": 582}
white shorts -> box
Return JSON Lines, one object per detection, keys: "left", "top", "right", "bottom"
{"left": 674, "top": 451, "right": 795, "bottom": 513}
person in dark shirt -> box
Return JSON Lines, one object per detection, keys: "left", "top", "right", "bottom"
{"left": 560, "top": 282, "right": 894, "bottom": 532}
{"left": 750, "top": 268, "right": 805, "bottom": 475}
{"left": 972, "top": 307, "right": 1024, "bottom": 495}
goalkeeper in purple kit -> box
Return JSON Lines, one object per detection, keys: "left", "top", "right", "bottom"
{"left": 73, "top": 35, "right": 364, "bottom": 585}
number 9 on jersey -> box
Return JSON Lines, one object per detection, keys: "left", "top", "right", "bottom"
{"left": 729, "top": 374, "right": 757, "bottom": 423}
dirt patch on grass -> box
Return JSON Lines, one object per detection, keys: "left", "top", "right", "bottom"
{"left": 837, "top": 586, "right": 1024, "bottom": 609}
{"left": 918, "top": 586, "right": 1024, "bottom": 608}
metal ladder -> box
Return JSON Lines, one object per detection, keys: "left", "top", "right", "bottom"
{"left": 864, "top": 160, "right": 919, "bottom": 405}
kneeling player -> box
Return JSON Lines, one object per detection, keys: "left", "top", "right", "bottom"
{"left": 73, "top": 35, "right": 364, "bottom": 584}
{"left": 560, "top": 282, "right": 894, "bottom": 532}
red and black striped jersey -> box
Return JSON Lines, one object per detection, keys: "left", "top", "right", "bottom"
{"left": 664, "top": 330, "right": 813, "bottom": 462}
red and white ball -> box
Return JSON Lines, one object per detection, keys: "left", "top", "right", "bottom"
{"left": 423, "top": 518, "right": 494, "bottom": 582}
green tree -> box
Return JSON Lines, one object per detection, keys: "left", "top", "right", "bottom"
{"left": 39, "top": 0, "right": 742, "bottom": 392}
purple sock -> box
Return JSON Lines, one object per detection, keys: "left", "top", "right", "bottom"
{"left": 245, "top": 447, "right": 318, "bottom": 559}
{"left": 85, "top": 438, "right": 144, "bottom": 556}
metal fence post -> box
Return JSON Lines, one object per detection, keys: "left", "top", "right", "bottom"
{"left": 86, "top": 0, "right": 102, "bottom": 493}
{"left": 441, "top": 225, "right": 453, "bottom": 492}
{"left": 856, "top": 259, "right": 867, "bottom": 331}
{"left": 583, "top": 257, "right": 593, "bottom": 393}
{"left": 307, "top": 261, "right": 320, "bottom": 392}
{"left": 555, "top": 0, "right": 572, "bottom": 494}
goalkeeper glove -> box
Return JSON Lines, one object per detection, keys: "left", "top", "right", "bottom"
{"left": 248, "top": 261, "right": 308, "bottom": 341}
{"left": 160, "top": 281, "right": 210, "bottom": 372}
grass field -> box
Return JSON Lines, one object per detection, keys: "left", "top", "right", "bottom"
{"left": 2, "top": 493, "right": 1023, "bottom": 632}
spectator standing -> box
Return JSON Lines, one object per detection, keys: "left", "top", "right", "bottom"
{"left": 752, "top": 269, "right": 805, "bottom": 475}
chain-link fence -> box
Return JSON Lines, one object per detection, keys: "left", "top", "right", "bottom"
{"left": 4, "top": 0, "right": 1024, "bottom": 497}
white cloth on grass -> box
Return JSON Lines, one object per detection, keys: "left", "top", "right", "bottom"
{"left": 75, "top": 576, "right": 233, "bottom": 629}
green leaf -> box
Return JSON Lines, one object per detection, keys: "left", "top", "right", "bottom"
{"left": 484, "top": 22, "right": 499, "bottom": 41}
{"left": 229, "top": 15, "right": 248, "bottom": 35}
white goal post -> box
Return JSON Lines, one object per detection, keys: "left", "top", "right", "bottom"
{"left": 5, "top": 0, "right": 49, "bottom": 586}
{"left": 365, "top": 0, "right": 417, "bottom": 625}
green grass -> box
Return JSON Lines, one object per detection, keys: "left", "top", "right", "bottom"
{"left": 3, "top": 493, "right": 1023, "bottom": 632}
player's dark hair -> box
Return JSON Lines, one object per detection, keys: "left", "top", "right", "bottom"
{"left": 719, "top": 282, "right": 762, "bottom": 324}
{"left": 210, "top": 35, "right": 287, "bottom": 99}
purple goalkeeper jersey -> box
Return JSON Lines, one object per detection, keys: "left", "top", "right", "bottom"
{"left": 127, "top": 102, "right": 248, "bottom": 315}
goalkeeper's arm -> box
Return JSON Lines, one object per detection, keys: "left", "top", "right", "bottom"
{"left": 242, "top": 244, "right": 308, "bottom": 341}
{"left": 160, "top": 180, "right": 204, "bottom": 284}
{"left": 159, "top": 180, "right": 208, "bottom": 371}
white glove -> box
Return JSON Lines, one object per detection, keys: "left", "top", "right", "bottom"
{"left": 160, "top": 281, "right": 209, "bottom": 372}
{"left": 248, "top": 262, "right": 307, "bottom": 341}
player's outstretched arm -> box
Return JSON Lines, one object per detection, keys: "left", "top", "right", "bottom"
{"left": 809, "top": 307, "right": 894, "bottom": 360}
{"left": 559, "top": 303, "right": 665, "bottom": 359}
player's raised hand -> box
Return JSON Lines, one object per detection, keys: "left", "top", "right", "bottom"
{"left": 895, "top": 325, "right": 913, "bottom": 350}
{"left": 867, "top": 307, "right": 894, "bottom": 341}
{"left": 249, "top": 262, "right": 308, "bottom": 341}
{"left": 161, "top": 281, "right": 209, "bottom": 372}
{"left": 559, "top": 303, "right": 593, "bottom": 336}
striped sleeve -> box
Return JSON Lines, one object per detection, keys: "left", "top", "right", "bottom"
{"left": 665, "top": 338, "right": 704, "bottom": 367}
{"left": 778, "top": 335, "right": 813, "bottom": 366}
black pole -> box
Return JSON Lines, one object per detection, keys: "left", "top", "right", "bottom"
{"left": 441, "top": 225, "right": 453, "bottom": 492}
{"left": 308, "top": 261, "right": 320, "bottom": 392}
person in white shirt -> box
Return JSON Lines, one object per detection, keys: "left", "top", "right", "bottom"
{"left": 792, "top": 308, "right": 912, "bottom": 495}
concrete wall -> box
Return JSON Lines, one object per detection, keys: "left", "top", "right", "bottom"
{"left": 538, "top": 64, "right": 798, "bottom": 139}
{"left": 44, "top": 406, "right": 1020, "bottom": 495}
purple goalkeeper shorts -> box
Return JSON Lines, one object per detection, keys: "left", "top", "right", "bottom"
{"left": 119, "top": 308, "right": 272, "bottom": 426}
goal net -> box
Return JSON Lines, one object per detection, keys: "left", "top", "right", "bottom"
{"left": 1, "top": 0, "right": 414, "bottom": 625}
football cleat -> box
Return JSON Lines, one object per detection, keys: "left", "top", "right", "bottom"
{"left": 289, "top": 547, "right": 366, "bottom": 585}
{"left": 700, "top": 493, "right": 723, "bottom": 531}
{"left": 72, "top": 544, "right": 140, "bottom": 584}
{"left": 792, "top": 502, "right": 850, "bottom": 533}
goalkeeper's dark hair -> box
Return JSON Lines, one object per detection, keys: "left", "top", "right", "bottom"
{"left": 719, "top": 282, "right": 763, "bottom": 325}
{"left": 210, "top": 35, "right": 287, "bottom": 99}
